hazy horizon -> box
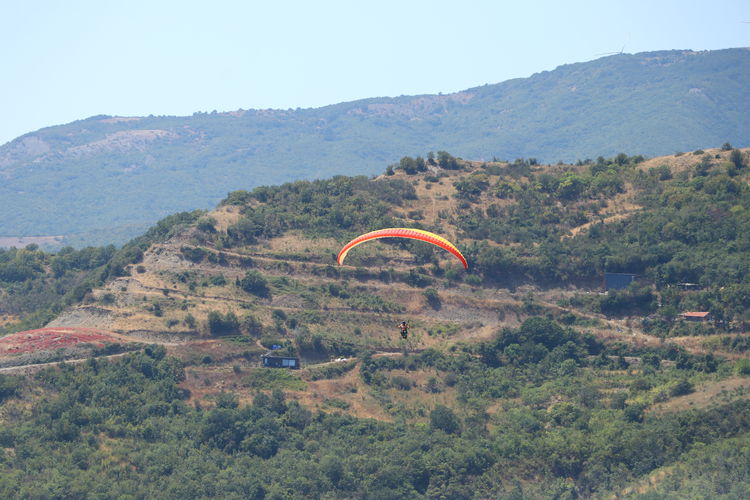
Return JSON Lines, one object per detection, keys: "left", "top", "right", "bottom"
{"left": 2, "top": 0, "right": 749, "bottom": 146}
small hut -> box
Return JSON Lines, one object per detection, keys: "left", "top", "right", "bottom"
{"left": 604, "top": 272, "right": 636, "bottom": 291}
{"left": 261, "top": 353, "right": 300, "bottom": 369}
{"left": 679, "top": 311, "right": 710, "bottom": 322}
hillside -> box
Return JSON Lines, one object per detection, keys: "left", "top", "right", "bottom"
{"left": 39, "top": 146, "right": 750, "bottom": 348}
{"left": 1, "top": 48, "right": 749, "bottom": 246}
{"left": 2, "top": 149, "right": 750, "bottom": 497}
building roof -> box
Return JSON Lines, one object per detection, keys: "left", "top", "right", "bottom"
{"left": 680, "top": 311, "right": 710, "bottom": 318}
{"left": 604, "top": 272, "right": 637, "bottom": 290}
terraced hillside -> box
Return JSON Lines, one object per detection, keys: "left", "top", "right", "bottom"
{"left": 3, "top": 148, "right": 750, "bottom": 497}
{"left": 33, "top": 147, "right": 749, "bottom": 408}
{"left": 45, "top": 154, "right": 630, "bottom": 341}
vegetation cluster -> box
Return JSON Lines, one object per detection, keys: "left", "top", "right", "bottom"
{"left": 1, "top": 318, "right": 749, "bottom": 498}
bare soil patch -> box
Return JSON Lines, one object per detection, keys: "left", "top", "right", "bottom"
{"left": 0, "top": 327, "right": 127, "bottom": 355}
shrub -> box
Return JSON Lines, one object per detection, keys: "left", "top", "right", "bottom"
{"left": 323, "top": 398, "right": 350, "bottom": 410}
{"left": 390, "top": 375, "right": 413, "bottom": 390}
{"left": 735, "top": 358, "right": 750, "bottom": 376}
{"left": 425, "top": 377, "right": 442, "bottom": 393}
{"left": 207, "top": 311, "right": 240, "bottom": 336}
{"left": 239, "top": 271, "right": 271, "bottom": 298}
{"left": 242, "top": 314, "right": 263, "bottom": 337}
{"left": 184, "top": 313, "right": 196, "bottom": 329}
{"left": 99, "top": 293, "right": 115, "bottom": 305}
{"left": 423, "top": 288, "right": 441, "bottom": 309}
{"left": 670, "top": 379, "right": 694, "bottom": 396}
{"left": 430, "top": 404, "right": 460, "bottom": 434}
{"left": 209, "top": 274, "right": 227, "bottom": 286}
{"left": 0, "top": 375, "right": 22, "bottom": 402}
{"left": 196, "top": 217, "right": 217, "bottom": 233}
{"left": 151, "top": 302, "right": 163, "bottom": 317}
{"left": 406, "top": 269, "right": 432, "bottom": 288}
{"left": 437, "top": 151, "right": 461, "bottom": 170}
{"left": 730, "top": 149, "right": 745, "bottom": 169}
{"left": 180, "top": 246, "right": 208, "bottom": 263}
{"left": 623, "top": 403, "right": 646, "bottom": 422}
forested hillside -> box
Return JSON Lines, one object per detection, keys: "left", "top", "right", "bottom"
{"left": 1, "top": 147, "right": 750, "bottom": 497}
{"left": 1, "top": 48, "right": 748, "bottom": 245}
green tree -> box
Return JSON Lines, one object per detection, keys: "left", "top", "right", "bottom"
{"left": 437, "top": 151, "right": 460, "bottom": 170}
{"left": 556, "top": 173, "right": 588, "bottom": 200}
{"left": 207, "top": 311, "right": 240, "bottom": 336}
{"left": 242, "top": 314, "right": 263, "bottom": 336}
{"left": 423, "top": 288, "right": 441, "bottom": 310}
{"left": 730, "top": 148, "right": 745, "bottom": 169}
{"left": 430, "top": 404, "right": 460, "bottom": 434}
{"left": 0, "top": 375, "right": 22, "bottom": 402}
{"left": 239, "top": 271, "right": 271, "bottom": 298}
{"left": 399, "top": 156, "right": 418, "bottom": 174}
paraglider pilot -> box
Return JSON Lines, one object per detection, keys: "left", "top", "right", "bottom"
{"left": 399, "top": 321, "right": 408, "bottom": 339}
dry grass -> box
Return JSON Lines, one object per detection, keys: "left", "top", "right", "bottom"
{"left": 649, "top": 377, "right": 750, "bottom": 414}
{"left": 619, "top": 466, "right": 676, "bottom": 497}
{"left": 567, "top": 210, "right": 637, "bottom": 238}
{"left": 209, "top": 206, "right": 243, "bottom": 233}
{"left": 263, "top": 232, "right": 339, "bottom": 254}
{"left": 637, "top": 147, "right": 720, "bottom": 173}
{"left": 294, "top": 367, "right": 393, "bottom": 421}
{"left": 0, "top": 314, "right": 20, "bottom": 328}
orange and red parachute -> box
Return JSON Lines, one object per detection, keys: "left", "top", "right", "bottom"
{"left": 337, "top": 228, "right": 468, "bottom": 270}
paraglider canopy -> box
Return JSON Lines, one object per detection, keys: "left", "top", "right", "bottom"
{"left": 337, "top": 228, "right": 468, "bottom": 269}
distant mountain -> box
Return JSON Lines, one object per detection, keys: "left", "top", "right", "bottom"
{"left": 1, "top": 48, "right": 748, "bottom": 246}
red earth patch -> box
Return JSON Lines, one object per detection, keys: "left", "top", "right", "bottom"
{"left": 0, "top": 327, "right": 124, "bottom": 354}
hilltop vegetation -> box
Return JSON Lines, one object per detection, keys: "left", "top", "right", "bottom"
{"left": 1, "top": 147, "right": 750, "bottom": 497}
{"left": 3, "top": 146, "right": 750, "bottom": 343}
{"left": 1, "top": 48, "right": 749, "bottom": 245}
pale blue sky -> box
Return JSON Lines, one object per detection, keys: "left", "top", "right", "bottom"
{"left": 1, "top": 0, "right": 748, "bottom": 145}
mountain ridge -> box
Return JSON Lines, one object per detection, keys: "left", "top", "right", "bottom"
{"left": 1, "top": 48, "right": 749, "bottom": 245}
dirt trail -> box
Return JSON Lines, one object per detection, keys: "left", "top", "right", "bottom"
{"left": 0, "top": 352, "right": 132, "bottom": 374}
{"left": 567, "top": 211, "right": 637, "bottom": 237}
